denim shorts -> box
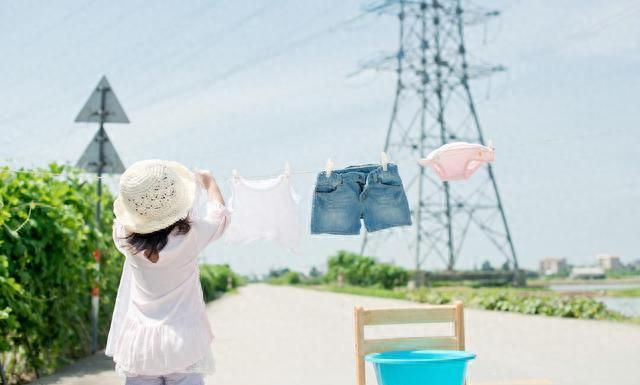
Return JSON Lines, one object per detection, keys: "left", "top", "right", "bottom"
{"left": 310, "top": 163, "right": 412, "bottom": 235}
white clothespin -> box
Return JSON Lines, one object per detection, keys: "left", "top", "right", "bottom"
{"left": 232, "top": 169, "right": 238, "bottom": 179}
{"left": 487, "top": 139, "right": 494, "bottom": 149}
{"left": 284, "top": 161, "right": 291, "bottom": 177}
{"left": 381, "top": 151, "right": 389, "bottom": 171}
{"left": 325, "top": 158, "right": 334, "bottom": 177}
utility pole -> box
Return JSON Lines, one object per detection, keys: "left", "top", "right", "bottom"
{"left": 361, "top": 0, "right": 518, "bottom": 280}
{"left": 75, "top": 76, "right": 128, "bottom": 353}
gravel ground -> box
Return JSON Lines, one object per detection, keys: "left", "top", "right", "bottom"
{"left": 33, "top": 283, "right": 640, "bottom": 385}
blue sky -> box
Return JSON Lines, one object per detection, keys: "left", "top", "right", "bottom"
{"left": 1, "top": 0, "right": 639, "bottom": 275}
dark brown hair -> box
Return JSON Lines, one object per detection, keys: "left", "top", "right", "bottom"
{"left": 125, "top": 218, "right": 191, "bottom": 263}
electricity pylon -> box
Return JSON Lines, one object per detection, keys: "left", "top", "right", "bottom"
{"left": 361, "top": 0, "right": 519, "bottom": 276}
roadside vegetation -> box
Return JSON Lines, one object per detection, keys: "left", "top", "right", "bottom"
{"left": 1, "top": 165, "right": 121, "bottom": 383}
{"left": 604, "top": 288, "right": 640, "bottom": 298}
{"left": 321, "top": 285, "right": 627, "bottom": 321}
{"left": 199, "top": 263, "right": 244, "bottom": 301}
{"left": 0, "top": 165, "right": 241, "bottom": 384}
{"left": 266, "top": 250, "right": 635, "bottom": 322}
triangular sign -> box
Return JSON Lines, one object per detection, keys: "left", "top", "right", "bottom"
{"left": 76, "top": 129, "right": 126, "bottom": 174}
{"left": 75, "top": 76, "right": 129, "bottom": 123}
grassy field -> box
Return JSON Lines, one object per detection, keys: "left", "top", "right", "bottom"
{"left": 528, "top": 276, "right": 640, "bottom": 286}
{"left": 527, "top": 277, "right": 640, "bottom": 298}
{"left": 604, "top": 288, "right": 640, "bottom": 297}
{"left": 307, "top": 284, "right": 638, "bottom": 323}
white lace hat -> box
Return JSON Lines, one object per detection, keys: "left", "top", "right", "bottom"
{"left": 114, "top": 159, "right": 196, "bottom": 234}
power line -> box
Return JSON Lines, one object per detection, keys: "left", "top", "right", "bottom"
{"left": 0, "top": 0, "right": 174, "bottom": 124}
{"left": 10, "top": 0, "right": 99, "bottom": 53}
{"left": 125, "top": 2, "right": 282, "bottom": 108}
{"left": 103, "top": 0, "right": 227, "bottom": 75}
{"left": 134, "top": 10, "right": 371, "bottom": 110}
{"left": 513, "top": 2, "right": 640, "bottom": 63}
{"left": 0, "top": 1, "right": 272, "bottom": 126}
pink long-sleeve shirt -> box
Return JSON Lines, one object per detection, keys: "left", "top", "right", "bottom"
{"left": 105, "top": 183, "right": 230, "bottom": 377}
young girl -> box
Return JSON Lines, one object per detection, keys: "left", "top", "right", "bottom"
{"left": 105, "top": 159, "right": 229, "bottom": 385}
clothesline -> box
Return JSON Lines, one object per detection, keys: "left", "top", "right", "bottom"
{"left": 2, "top": 145, "right": 491, "bottom": 247}
{"left": 224, "top": 170, "right": 318, "bottom": 181}
{"left": 0, "top": 168, "right": 325, "bottom": 180}
{"left": 4, "top": 123, "right": 635, "bottom": 180}
{"left": 3, "top": 159, "right": 404, "bottom": 180}
{"left": 0, "top": 163, "right": 395, "bottom": 229}
{"left": 0, "top": 161, "right": 457, "bottom": 181}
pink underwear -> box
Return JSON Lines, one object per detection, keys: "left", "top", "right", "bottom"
{"left": 418, "top": 142, "right": 495, "bottom": 181}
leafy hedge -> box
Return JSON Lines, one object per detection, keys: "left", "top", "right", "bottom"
{"left": 0, "top": 164, "right": 122, "bottom": 382}
{"left": 199, "top": 264, "right": 243, "bottom": 301}
{"left": 324, "top": 285, "right": 627, "bottom": 321}
{"left": 326, "top": 250, "right": 409, "bottom": 289}
{"left": 0, "top": 166, "right": 243, "bottom": 383}
{"left": 266, "top": 270, "right": 302, "bottom": 285}
{"left": 605, "top": 288, "right": 640, "bottom": 298}
{"left": 264, "top": 251, "right": 409, "bottom": 288}
{"left": 411, "top": 287, "right": 627, "bottom": 320}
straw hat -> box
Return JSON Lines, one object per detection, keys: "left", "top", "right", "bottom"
{"left": 114, "top": 159, "right": 196, "bottom": 234}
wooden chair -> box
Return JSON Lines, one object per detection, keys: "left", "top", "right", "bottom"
{"left": 354, "top": 301, "right": 466, "bottom": 385}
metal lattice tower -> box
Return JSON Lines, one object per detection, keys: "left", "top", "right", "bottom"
{"left": 361, "top": 0, "right": 518, "bottom": 274}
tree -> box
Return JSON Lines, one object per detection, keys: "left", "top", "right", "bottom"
{"left": 481, "top": 260, "right": 494, "bottom": 272}
{"left": 309, "top": 266, "right": 321, "bottom": 278}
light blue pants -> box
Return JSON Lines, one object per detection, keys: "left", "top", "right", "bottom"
{"left": 124, "top": 372, "right": 204, "bottom": 385}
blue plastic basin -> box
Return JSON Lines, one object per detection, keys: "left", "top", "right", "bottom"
{"left": 365, "top": 350, "right": 476, "bottom": 385}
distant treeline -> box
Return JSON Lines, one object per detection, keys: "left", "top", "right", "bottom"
{"left": 267, "top": 250, "right": 409, "bottom": 289}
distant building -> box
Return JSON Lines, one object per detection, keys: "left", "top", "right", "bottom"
{"left": 570, "top": 266, "right": 605, "bottom": 280}
{"left": 539, "top": 257, "right": 568, "bottom": 276}
{"left": 597, "top": 254, "right": 623, "bottom": 271}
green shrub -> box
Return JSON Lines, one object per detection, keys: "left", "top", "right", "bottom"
{"left": 0, "top": 165, "right": 242, "bottom": 383}
{"left": 199, "top": 264, "right": 242, "bottom": 302}
{"left": 326, "top": 250, "right": 376, "bottom": 286}
{"left": 325, "top": 250, "right": 409, "bottom": 289}
{"left": 0, "top": 164, "right": 122, "bottom": 381}
{"left": 372, "top": 263, "right": 409, "bottom": 289}
{"left": 266, "top": 271, "right": 301, "bottom": 285}
{"left": 321, "top": 284, "right": 626, "bottom": 321}
{"left": 407, "top": 287, "right": 625, "bottom": 320}
{"left": 282, "top": 271, "right": 301, "bottom": 284}
{"left": 267, "top": 267, "right": 291, "bottom": 279}
{"left": 299, "top": 275, "right": 324, "bottom": 286}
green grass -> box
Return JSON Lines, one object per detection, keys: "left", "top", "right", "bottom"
{"left": 606, "top": 270, "right": 640, "bottom": 279}
{"left": 199, "top": 264, "right": 243, "bottom": 302}
{"left": 314, "top": 284, "right": 407, "bottom": 299}
{"left": 528, "top": 276, "right": 640, "bottom": 286}
{"left": 309, "top": 284, "right": 636, "bottom": 322}
{"left": 604, "top": 288, "right": 640, "bottom": 297}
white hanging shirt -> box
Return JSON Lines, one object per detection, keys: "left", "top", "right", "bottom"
{"left": 106, "top": 184, "right": 230, "bottom": 377}
{"left": 224, "top": 174, "right": 302, "bottom": 253}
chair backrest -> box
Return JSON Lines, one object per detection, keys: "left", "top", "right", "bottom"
{"left": 354, "top": 301, "right": 465, "bottom": 385}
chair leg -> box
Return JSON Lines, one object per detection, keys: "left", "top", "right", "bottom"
{"left": 454, "top": 300, "right": 465, "bottom": 350}
{"left": 356, "top": 356, "right": 365, "bottom": 385}
{"left": 354, "top": 307, "right": 365, "bottom": 385}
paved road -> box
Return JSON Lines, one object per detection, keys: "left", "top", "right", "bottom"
{"left": 34, "top": 284, "right": 640, "bottom": 385}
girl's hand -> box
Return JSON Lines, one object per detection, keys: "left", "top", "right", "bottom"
{"left": 194, "top": 169, "right": 225, "bottom": 205}
{"left": 194, "top": 169, "right": 215, "bottom": 188}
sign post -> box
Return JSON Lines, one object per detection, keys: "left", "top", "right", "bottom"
{"left": 75, "top": 75, "right": 128, "bottom": 353}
